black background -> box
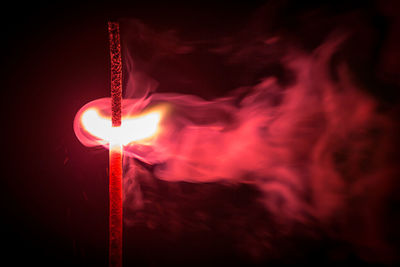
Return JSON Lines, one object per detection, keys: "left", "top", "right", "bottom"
{"left": 2, "top": 1, "right": 399, "bottom": 266}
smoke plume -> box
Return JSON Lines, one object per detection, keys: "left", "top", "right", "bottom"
{"left": 75, "top": 2, "right": 400, "bottom": 263}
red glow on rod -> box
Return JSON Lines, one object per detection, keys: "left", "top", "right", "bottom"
{"left": 109, "top": 143, "right": 122, "bottom": 267}
{"left": 108, "top": 21, "right": 123, "bottom": 267}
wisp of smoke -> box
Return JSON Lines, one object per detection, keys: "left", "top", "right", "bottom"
{"left": 75, "top": 13, "right": 400, "bottom": 263}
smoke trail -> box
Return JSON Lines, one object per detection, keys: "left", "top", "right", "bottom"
{"left": 115, "top": 16, "right": 400, "bottom": 263}
{"left": 73, "top": 6, "right": 400, "bottom": 262}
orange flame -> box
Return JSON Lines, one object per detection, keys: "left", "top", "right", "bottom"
{"left": 75, "top": 101, "right": 168, "bottom": 147}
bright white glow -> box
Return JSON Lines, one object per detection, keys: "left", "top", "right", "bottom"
{"left": 80, "top": 108, "right": 163, "bottom": 146}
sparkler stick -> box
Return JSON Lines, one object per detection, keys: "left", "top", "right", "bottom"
{"left": 108, "top": 21, "right": 123, "bottom": 267}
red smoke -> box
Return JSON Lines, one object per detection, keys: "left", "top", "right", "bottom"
{"left": 74, "top": 8, "right": 400, "bottom": 264}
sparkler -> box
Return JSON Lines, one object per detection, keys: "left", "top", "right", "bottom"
{"left": 108, "top": 21, "right": 123, "bottom": 267}
{"left": 73, "top": 22, "right": 166, "bottom": 266}
{"left": 72, "top": 14, "right": 397, "bottom": 266}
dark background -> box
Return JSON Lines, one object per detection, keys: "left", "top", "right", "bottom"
{"left": 2, "top": 0, "right": 399, "bottom": 266}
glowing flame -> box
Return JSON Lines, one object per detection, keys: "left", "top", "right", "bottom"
{"left": 76, "top": 102, "right": 166, "bottom": 146}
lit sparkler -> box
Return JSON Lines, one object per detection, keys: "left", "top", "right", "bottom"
{"left": 108, "top": 21, "right": 123, "bottom": 267}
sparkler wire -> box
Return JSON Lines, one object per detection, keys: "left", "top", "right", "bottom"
{"left": 108, "top": 21, "right": 123, "bottom": 267}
